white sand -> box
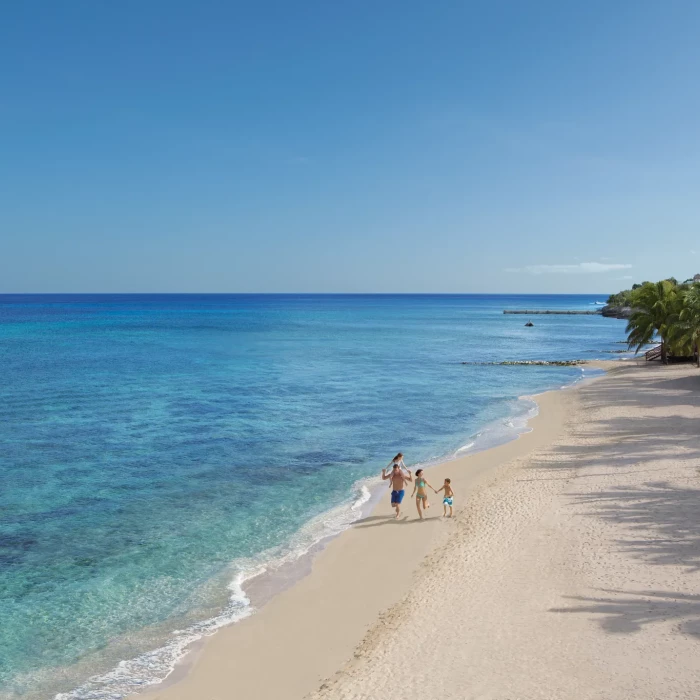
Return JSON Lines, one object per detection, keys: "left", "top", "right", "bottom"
{"left": 133, "top": 362, "right": 700, "bottom": 700}
{"left": 313, "top": 363, "right": 700, "bottom": 699}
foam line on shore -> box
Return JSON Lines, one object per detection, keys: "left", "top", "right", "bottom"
{"left": 54, "top": 366, "right": 602, "bottom": 700}
{"left": 53, "top": 480, "right": 377, "bottom": 700}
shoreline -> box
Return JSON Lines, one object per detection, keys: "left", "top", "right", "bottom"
{"left": 241, "top": 365, "right": 601, "bottom": 621}
{"left": 309, "top": 361, "right": 700, "bottom": 699}
{"left": 123, "top": 363, "right": 616, "bottom": 700}
{"left": 0, "top": 293, "right": 636, "bottom": 700}
{"left": 50, "top": 362, "right": 610, "bottom": 700}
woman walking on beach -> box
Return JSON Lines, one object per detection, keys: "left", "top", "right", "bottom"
{"left": 411, "top": 469, "right": 436, "bottom": 520}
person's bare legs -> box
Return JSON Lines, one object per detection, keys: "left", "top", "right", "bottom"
{"left": 394, "top": 503, "right": 400, "bottom": 519}
{"left": 443, "top": 502, "right": 447, "bottom": 517}
{"left": 449, "top": 504, "right": 453, "bottom": 517}
{"left": 416, "top": 497, "right": 423, "bottom": 519}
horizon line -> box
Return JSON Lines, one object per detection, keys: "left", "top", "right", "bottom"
{"left": 0, "top": 291, "right": 613, "bottom": 296}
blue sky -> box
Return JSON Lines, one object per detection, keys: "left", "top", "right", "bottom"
{"left": 1, "top": 1, "right": 699, "bottom": 293}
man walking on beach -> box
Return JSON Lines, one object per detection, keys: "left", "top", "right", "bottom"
{"left": 381, "top": 463, "right": 412, "bottom": 518}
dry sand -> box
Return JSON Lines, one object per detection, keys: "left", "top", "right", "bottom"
{"left": 133, "top": 362, "right": 700, "bottom": 700}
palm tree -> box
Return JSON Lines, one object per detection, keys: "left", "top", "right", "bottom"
{"left": 668, "top": 283, "right": 700, "bottom": 367}
{"left": 626, "top": 280, "right": 680, "bottom": 363}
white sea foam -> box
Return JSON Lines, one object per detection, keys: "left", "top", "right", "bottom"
{"left": 53, "top": 479, "right": 377, "bottom": 700}
{"left": 455, "top": 441, "right": 475, "bottom": 454}
{"left": 52, "top": 389, "right": 563, "bottom": 700}
{"left": 445, "top": 398, "right": 540, "bottom": 463}
{"left": 55, "top": 391, "right": 551, "bottom": 700}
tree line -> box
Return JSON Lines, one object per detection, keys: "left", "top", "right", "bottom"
{"left": 608, "top": 278, "right": 700, "bottom": 365}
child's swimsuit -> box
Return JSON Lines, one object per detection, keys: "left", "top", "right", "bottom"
{"left": 443, "top": 496, "right": 453, "bottom": 506}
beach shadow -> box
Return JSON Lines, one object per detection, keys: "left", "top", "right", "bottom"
{"left": 517, "top": 467, "right": 670, "bottom": 483}
{"left": 569, "top": 481, "right": 700, "bottom": 572}
{"left": 533, "top": 368, "right": 700, "bottom": 475}
{"left": 354, "top": 515, "right": 394, "bottom": 524}
{"left": 545, "top": 367, "right": 700, "bottom": 637}
{"left": 545, "top": 376, "right": 700, "bottom": 571}
{"left": 573, "top": 368, "right": 700, "bottom": 412}
{"left": 353, "top": 515, "right": 441, "bottom": 529}
{"left": 550, "top": 589, "right": 700, "bottom": 637}
{"left": 543, "top": 414, "right": 700, "bottom": 469}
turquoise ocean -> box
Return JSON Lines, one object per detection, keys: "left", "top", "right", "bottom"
{"left": 0, "top": 294, "right": 627, "bottom": 699}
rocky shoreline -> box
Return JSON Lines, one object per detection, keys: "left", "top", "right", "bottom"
{"left": 461, "top": 360, "right": 587, "bottom": 366}
{"left": 601, "top": 304, "right": 633, "bottom": 319}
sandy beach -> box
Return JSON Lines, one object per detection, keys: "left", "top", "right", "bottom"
{"left": 7, "top": 8, "right": 700, "bottom": 699}
{"left": 132, "top": 361, "right": 700, "bottom": 700}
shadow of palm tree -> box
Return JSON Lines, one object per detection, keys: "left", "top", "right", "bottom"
{"left": 545, "top": 414, "right": 700, "bottom": 467}
{"left": 571, "top": 482, "right": 700, "bottom": 572}
{"left": 545, "top": 366, "right": 700, "bottom": 638}
{"left": 550, "top": 589, "right": 700, "bottom": 637}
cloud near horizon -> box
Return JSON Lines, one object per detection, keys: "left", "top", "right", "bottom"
{"left": 506, "top": 262, "right": 633, "bottom": 275}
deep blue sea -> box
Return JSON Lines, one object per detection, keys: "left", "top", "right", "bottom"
{"left": 0, "top": 294, "right": 627, "bottom": 699}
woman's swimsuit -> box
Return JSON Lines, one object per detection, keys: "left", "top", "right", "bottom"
{"left": 416, "top": 479, "right": 428, "bottom": 499}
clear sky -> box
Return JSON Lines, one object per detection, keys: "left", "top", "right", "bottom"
{"left": 2, "top": 1, "right": 699, "bottom": 293}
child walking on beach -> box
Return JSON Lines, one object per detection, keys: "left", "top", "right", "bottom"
{"left": 411, "top": 469, "right": 436, "bottom": 520}
{"left": 386, "top": 452, "right": 408, "bottom": 473}
{"left": 435, "top": 478, "right": 454, "bottom": 517}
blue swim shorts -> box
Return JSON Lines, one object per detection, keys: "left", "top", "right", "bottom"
{"left": 443, "top": 497, "right": 453, "bottom": 506}
{"left": 391, "top": 489, "right": 405, "bottom": 505}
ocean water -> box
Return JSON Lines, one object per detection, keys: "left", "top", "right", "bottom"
{"left": 0, "top": 294, "right": 626, "bottom": 699}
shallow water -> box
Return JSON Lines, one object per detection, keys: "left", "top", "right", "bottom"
{"left": 0, "top": 294, "right": 625, "bottom": 699}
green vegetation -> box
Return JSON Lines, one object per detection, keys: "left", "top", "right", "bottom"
{"left": 611, "top": 277, "right": 700, "bottom": 365}
{"left": 668, "top": 284, "right": 700, "bottom": 364}
{"left": 625, "top": 280, "right": 679, "bottom": 363}
{"left": 606, "top": 289, "right": 634, "bottom": 307}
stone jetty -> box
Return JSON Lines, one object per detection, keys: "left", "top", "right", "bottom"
{"left": 461, "top": 360, "right": 587, "bottom": 366}
{"left": 503, "top": 310, "right": 602, "bottom": 315}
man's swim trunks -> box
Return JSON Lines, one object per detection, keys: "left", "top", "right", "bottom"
{"left": 391, "top": 489, "right": 405, "bottom": 504}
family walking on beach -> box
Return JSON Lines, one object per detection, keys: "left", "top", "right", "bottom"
{"left": 381, "top": 453, "right": 454, "bottom": 520}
